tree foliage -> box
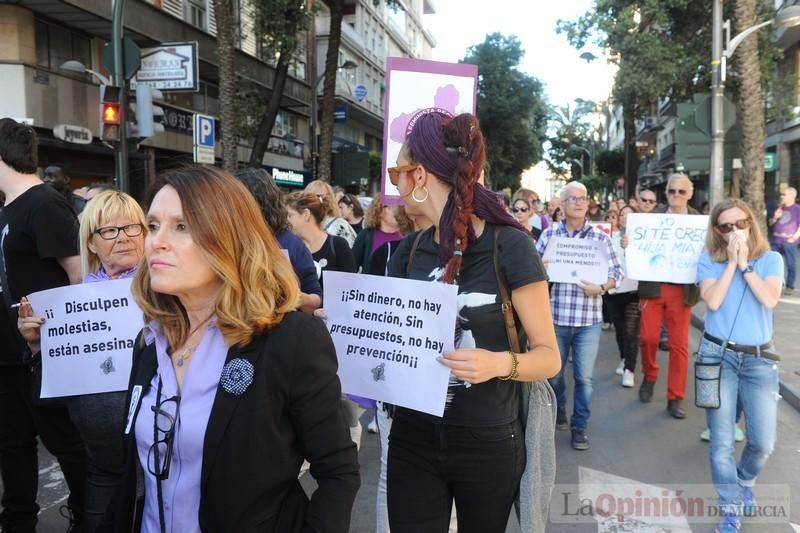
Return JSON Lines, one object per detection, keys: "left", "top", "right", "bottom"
{"left": 461, "top": 34, "right": 548, "bottom": 191}
{"left": 546, "top": 102, "right": 594, "bottom": 180}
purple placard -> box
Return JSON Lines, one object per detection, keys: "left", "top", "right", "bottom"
{"left": 380, "top": 58, "right": 478, "bottom": 205}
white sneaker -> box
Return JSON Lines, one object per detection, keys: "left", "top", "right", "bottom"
{"left": 615, "top": 360, "right": 625, "bottom": 376}
{"left": 622, "top": 370, "right": 635, "bottom": 388}
{"left": 602, "top": 322, "right": 612, "bottom": 330}
{"left": 367, "top": 418, "right": 378, "bottom": 434}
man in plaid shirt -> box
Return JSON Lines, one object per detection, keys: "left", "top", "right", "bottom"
{"left": 536, "top": 182, "right": 622, "bottom": 450}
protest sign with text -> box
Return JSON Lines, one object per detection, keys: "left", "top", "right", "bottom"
{"left": 542, "top": 237, "right": 609, "bottom": 284}
{"left": 324, "top": 271, "right": 456, "bottom": 417}
{"left": 27, "top": 279, "right": 143, "bottom": 398}
{"left": 625, "top": 213, "right": 709, "bottom": 283}
{"left": 381, "top": 58, "right": 478, "bottom": 205}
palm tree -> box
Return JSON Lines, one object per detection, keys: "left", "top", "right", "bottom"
{"left": 317, "top": 0, "right": 344, "bottom": 181}
{"left": 212, "top": 0, "right": 239, "bottom": 171}
{"left": 734, "top": 0, "right": 766, "bottom": 227}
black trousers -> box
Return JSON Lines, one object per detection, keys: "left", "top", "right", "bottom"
{"left": 387, "top": 410, "right": 524, "bottom": 533}
{"left": 604, "top": 292, "right": 640, "bottom": 371}
{"left": 0, "top": 366, "right": 87, "bottom": 529}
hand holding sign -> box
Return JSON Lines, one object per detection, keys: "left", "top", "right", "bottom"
{"left": 440, "top": 347, "right": 509, "bottom": 385}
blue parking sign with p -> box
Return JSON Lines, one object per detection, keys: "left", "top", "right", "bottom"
{"left": 193, "top": 114, "right": 215, "bottom": 148}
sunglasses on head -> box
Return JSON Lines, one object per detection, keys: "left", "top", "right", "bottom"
{"left": 715, "top": 219, "right": 751, "bottom": 234}
{"left": 512, "top": 206, "right": 529, "bottom": 214}
{"left": 387, "top": 164, "right": 419, "bottom": 186}
{"left": 667, "top": 188, "right": 688, "bottom": 196}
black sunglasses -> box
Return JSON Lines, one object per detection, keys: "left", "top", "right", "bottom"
{"left": 667, "top": 188, "right": 688, "bottom": 196}
{"left": 147, "top": 379, "right": 181, "bottom": 480}
{"left": 512, "top": 207, "right": 529, "bottom": 214}
{"left": 715, "top": 219, "right": 751, "bottom": 234}
{"left": 639, "top": 197, "right": 656, "bottom": 204}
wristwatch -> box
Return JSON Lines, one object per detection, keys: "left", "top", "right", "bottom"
{"left": 741, "top": 264, "right": 754, "bottom": 274}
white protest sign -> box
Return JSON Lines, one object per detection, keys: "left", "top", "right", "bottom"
{"left": 323, "top": 271, "right": 456, "bottom": 417}
{"left": 542, "top": 237, "right": 609, "bottom": 285}
{"left": 625, "top": 213, "right": 709, "bottom": 284}
{"left": 609, "top": 235, "right": 638, "bottom": 294}
{"left": 26, "top": 279, "right": 144, "bottom": 398}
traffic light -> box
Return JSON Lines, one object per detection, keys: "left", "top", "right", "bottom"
{"left": 100, "top": 85, "right": 122, "bottom": 142}
{"left": 128, "top": 85, "right": 165, "bottom": 139}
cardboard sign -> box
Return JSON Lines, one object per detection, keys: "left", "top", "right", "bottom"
{"left": 625, "top": 213, "right": 709, "bottom": 283}
{"left": 27, "top": 279, "right": 143, "bottom": 398}
{"left": 542, "top": 237, "right": 610, "bottom": 285}
{"left": 324, "top": 271, "right": 457, "bottom": 417}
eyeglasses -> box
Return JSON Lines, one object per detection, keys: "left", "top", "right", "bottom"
{"left": 639, "top": 197, "right": 656, "bottom": 204}
{"left": 715, "top": 218, "right": 751, "bottom": 234}
{"left": 667, "top": 188, "right": 688, "bottom": 196}
{"left": 512, "top": 207, "right": 529, "bottom": 214}
{"left": 565, "top": 196, "right": 589, "bottom": 205}
{"left": 387, "top": 164, "right": 419, "bottom": 186}
{"left": 95, "top": 223, "right": 144, "bottom": 240}
{"left": 147, "top": 379, "right": 181, "bottom": 480}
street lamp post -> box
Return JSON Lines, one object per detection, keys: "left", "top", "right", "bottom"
{"left": 309, "top": 60, "right": 357, "bottom": 180}
{"left": 709, "top": 4, "right": 800, "bottom": 207}
{"left": 570, "top": 144, "right": 594, "bottom": 175}
{"left": 59, "top": 61, "right": 112, "bottom": 85}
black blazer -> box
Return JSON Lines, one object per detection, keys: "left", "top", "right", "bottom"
{"left": 102, "top": 312, "right": 360, "bottom": 533}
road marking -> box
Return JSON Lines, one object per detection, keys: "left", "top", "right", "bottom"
{"left": 579, "top": 467, "right": 692, "bottom": 533}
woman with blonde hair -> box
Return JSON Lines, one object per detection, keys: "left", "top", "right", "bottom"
{"left": 18, "top": 189, "right": 146, "bottom": 531}
{"left": 696, "top": 199, "right": 783, "bottom": 533}
{"left": 305, "top": 180, "right": 357, "bottom": 246}
{"left": 351, "top": 193, "right": 406, "bottom": 273}
{"left": 103, "top": 166, "right": 359, "bottom": 532}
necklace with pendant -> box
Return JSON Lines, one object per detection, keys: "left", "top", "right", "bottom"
{"left": 172, "top": 314, "right": 213, "bottom": 368}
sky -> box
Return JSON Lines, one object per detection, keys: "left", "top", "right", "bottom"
{"left": 424, "top": 0, "right": 617, "bottom": 109}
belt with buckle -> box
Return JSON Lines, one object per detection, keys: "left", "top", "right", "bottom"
{"left": 702, "top": 333, "right": 780, "bottom": 361}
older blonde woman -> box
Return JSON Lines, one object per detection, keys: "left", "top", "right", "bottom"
{"left": 103, "top": 166, "right": 358, "bottom": 533}
{"left": 351, "top": 194, "right": 405, "bottom": 273}
{"left": 19, "top": 190, "right": 146, "bottom": 531}
{"left": 305, "top": 180, "right": 357, "bottom": 246}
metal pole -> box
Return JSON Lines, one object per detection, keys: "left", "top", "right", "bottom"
{"left": 111, "top": 0, "right": 128, "bottom": 193}
{"left": 710, "top": 0, "right": 725, "bottom": 206}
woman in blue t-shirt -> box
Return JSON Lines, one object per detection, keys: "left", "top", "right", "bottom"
{"left": 696, "top": 199, "right": 784, "bottom": 533}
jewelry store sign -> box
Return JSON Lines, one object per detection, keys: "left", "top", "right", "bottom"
{"left": 131, "top": 42, "right": 199, "bottom": 92}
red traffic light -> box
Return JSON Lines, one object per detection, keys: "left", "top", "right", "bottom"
{"left": 103, "top": 103, "right": 120, "bottom": 125}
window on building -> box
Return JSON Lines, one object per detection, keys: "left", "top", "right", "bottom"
{"left": 34, "top": 18, "right": 92, "bottom": 71}
{"left": 186, "top": 0, "right": 207, "bottom": 30}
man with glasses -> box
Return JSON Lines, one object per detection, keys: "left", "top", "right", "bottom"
{"left": 768, "top": 186, "right": 800, "bottom": 295}
{"left": 536, "top": 182, "right": 622, "bottom": 451}
{"left": 636, "top": 173, "right": 701, "bottom": 419}
{"left": 0, "top": 119, "right": 87, "bottom": 532}
{"left": 637, "top": 188, "right": 658, "bottom": 213}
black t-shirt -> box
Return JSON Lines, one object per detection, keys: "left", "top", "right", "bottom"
{"left": 0, "top": 184, "right": 79, "bottom": 363}
{"left": 312, "top": 235, "right": 357, "bottom": 296}
{"left": 388, "top": 224, "right": 546, "bottom": 426}
{"left": 350, "top": 220, "right": 363, "bottom": 235}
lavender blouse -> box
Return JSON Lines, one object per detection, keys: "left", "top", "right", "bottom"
{"left": 135, "top": 319, "right": 228, "bottom": 533}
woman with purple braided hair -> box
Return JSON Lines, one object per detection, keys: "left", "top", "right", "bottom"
{"left": 385, "top": 112, "right": 561, "bottom": 532}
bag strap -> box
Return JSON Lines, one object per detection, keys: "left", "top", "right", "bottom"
{"left": 405, "top": 229, "right": 427, "bottom": 276}
{"left": 492, "top": 225, "right": 521, "bottom": 353}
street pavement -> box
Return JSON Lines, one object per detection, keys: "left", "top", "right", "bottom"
{"left": 15, "top": 325, "right": 800, "bottom": 532}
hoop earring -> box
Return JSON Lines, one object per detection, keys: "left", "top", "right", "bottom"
{"left": 412, "top": 186, "right": 429, "bottom": 203}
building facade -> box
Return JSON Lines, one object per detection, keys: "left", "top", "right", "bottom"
{"left": 314, "top": 0, "right": 436, "bottom": 192}
{"left": 0, "top": 0, "right": 314, "bottom": 197}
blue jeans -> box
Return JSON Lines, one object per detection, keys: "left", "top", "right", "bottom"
{"left": 550, "top": 323, "right": 602, "bottom": 431}
{"left": 771, "top": 241, "right": 797, "bottom": 289}
{"left": 698, "top": 338, "right": 779, "bottom": 514}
